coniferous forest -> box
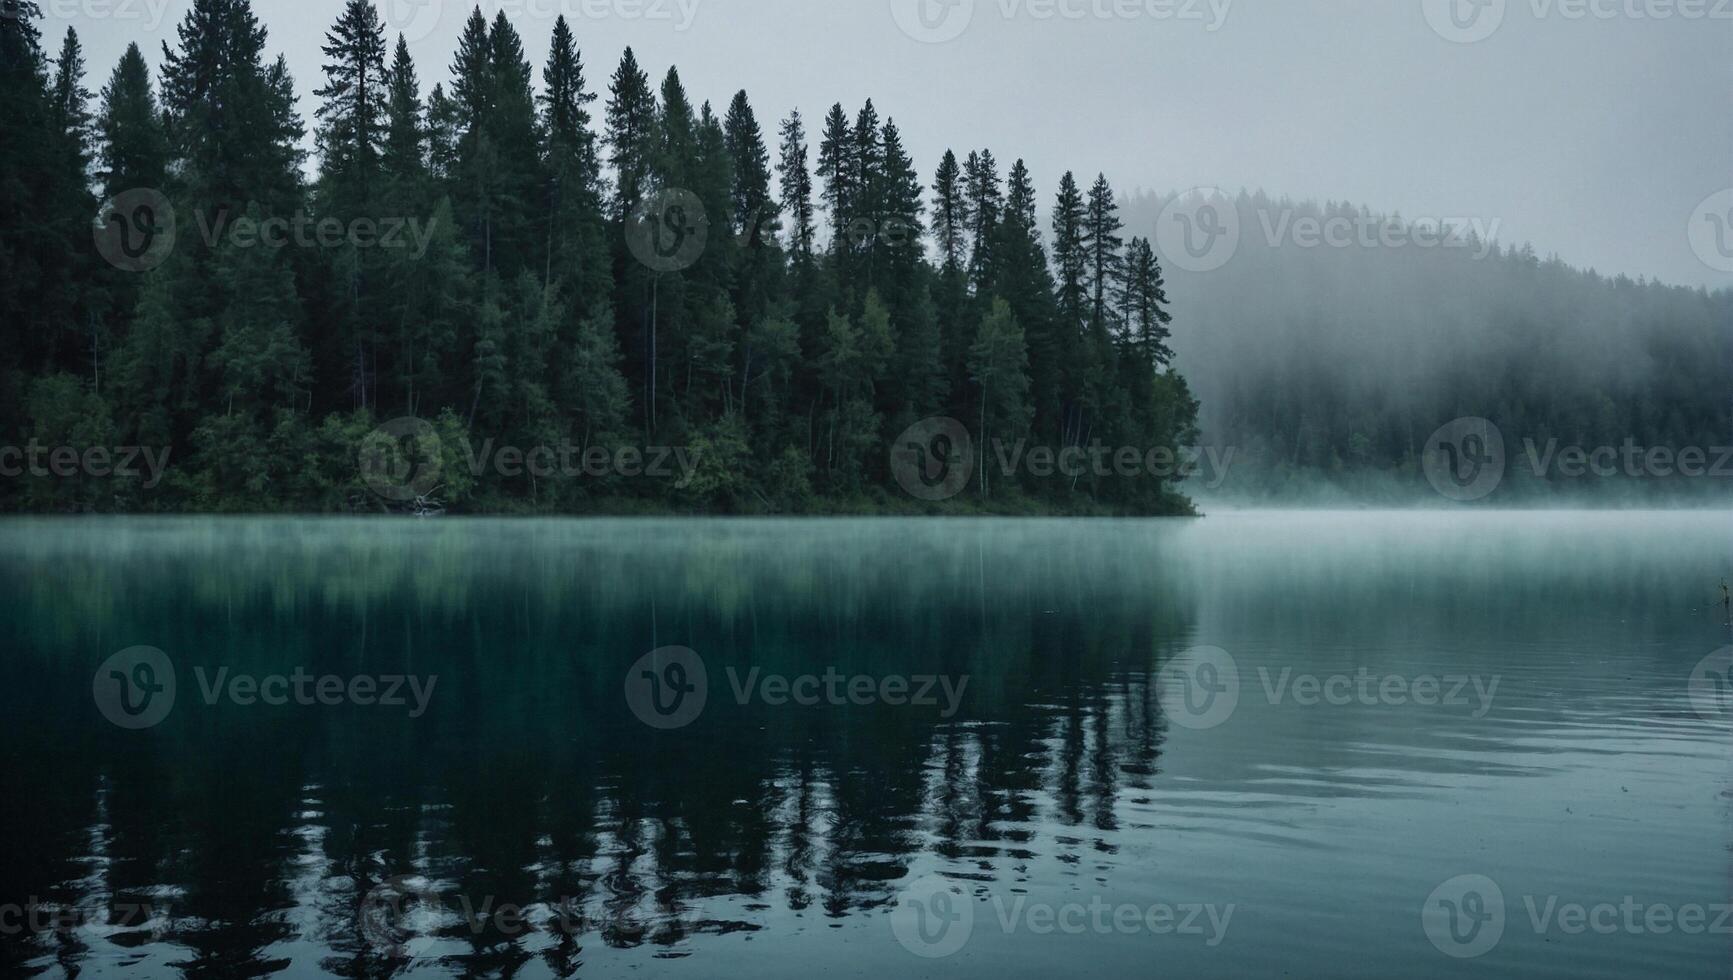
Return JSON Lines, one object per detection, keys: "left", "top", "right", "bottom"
{"left": 0, "top": 0, "right": 1201, "bottom": 514}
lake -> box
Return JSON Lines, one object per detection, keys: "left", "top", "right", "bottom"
{"left": 1, "top": 512, "right": 1728, "bottom": 978}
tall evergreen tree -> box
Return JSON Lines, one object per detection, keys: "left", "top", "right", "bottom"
{"left": 930, "top": 150, "right": 966, "bottom": 272}
{"left": 1083, "top": 172, "right": 1124, "bottom": 330}
{"left": 815, "top": 103, "right": 853, "bottom": 255}
{"left": 963, "top": 150, "right": 1001, "bottom": 290}
{"left": 380, "top": 35, "right": 426, "bottom": 187}
{"left": 604, "top": 47, "right": 655, "bottom": 220}
{"left": 1050, "top": 171, "right": 1089, "bottom": 332}
{"left": 97, "top": 43, "right": 169, "bottom": 200}
{"left": 539, "top": 16, "right": 606, "bottom": 314}
{"left": 777, "top": 110, "right": 815, "bottom": 262}
{"left": 313, "top": 0, "right": 387, "bottom": 205}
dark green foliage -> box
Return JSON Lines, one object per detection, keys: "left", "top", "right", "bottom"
{"left": 2, "top": 1, "right": 1204, "bottom": 515}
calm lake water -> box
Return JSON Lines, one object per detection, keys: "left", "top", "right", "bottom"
{"left": 1, "top": 513, "right": 1728, "bottom": 979}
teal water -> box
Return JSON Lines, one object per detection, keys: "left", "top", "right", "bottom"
{"left": 0, "top": 513, "right": 1728, "bottom": 978}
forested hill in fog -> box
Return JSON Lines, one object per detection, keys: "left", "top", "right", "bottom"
{"left": 1124, "top": 191, "right": 1732, "bottom": 503}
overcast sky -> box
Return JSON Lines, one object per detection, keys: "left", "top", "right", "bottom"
{"left": 55, "top": 0, "right": 1732, "bottom": 288}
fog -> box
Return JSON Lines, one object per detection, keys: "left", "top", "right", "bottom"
{"left": 57, "top": 0, "right": 1733, "bottom": 290}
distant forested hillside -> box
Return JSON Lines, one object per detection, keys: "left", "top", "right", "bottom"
{"left": 0, "top": 0, "right": 1197, "bottom": 515}
{"left": 1124, "top": 191, "right": 1732, "bottom": 504}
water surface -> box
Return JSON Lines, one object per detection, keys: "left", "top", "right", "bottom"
{"left": 1, "top": 513, "right": 1727, "bottom": 978}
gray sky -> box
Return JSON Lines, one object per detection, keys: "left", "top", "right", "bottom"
{"left": 56, "top": 0, "right": 1733, "bottom": 288}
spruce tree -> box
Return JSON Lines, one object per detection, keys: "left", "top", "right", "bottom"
{"left": 97, "top": 43, "right": 170, "bottom": 200}
{"left": 604, "top": 47, "right": 655, "bottom": 221}
{"left": 1083, "top": 173, "right": 1124, "bottom": 331}
{"left": 313, "top": 0, "right": 388, "bottom": 207}
{"left": 930, "top": 150, "right": 966, "bottom": 272}
{"left": 777, "top": 110, "right": 815, "bottom": 262}
{"left": 381, "top": 36, "right": 426, "bottom": 188}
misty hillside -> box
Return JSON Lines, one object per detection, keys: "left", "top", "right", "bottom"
{"left": 1124, "top": 190, "right": 1733, "bottom": 503}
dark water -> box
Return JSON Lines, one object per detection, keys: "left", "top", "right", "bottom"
{"left": 1, "top": 513, "right": 1728, "bottom": 979}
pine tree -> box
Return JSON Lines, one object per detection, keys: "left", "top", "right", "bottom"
{"left": 1118, "top": 236, "right": 1174, "bottom": 365}
{"left": 1083, "top": 173, "right": 1124, "bottom": 330}
{"left": 539, "top": 16, "right": 606, "bottom": 314}
{"left": 724, "top": 90, "right": 774, "bottom": 242}
{"left": 604, "top": 47, "right": 655, "bottom": 220}
{"left": 815, "top": 103, "right": 853, "bottom": 255}
{"left": 777, "top": 110, "right": 814, "bottom": 261}
{"left": 963, "top": 150, "right": 1001, "bottom": 290}
{"left": 1050, "top": 171, "right": 1088, "bottom": 332}
{"left": 49, "top": 28, "right": 91, "bottom": 174}
{"left": 313, "top": 0, "right": 387, "bottom": 206}
{"left": 930, "top": 150, "right": 966, "bottom": 272}
{"left": 381, "top": 35, "right": 426, "bottom": 188}
{"left": 97, "top": 43, "right": 170, "bottom": 199}
{"left": 425, "top": 83, "right": 458, "bottom": 180}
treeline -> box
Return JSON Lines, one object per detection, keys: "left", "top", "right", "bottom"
{"left": 1124, "top": 191, "right": 1732, "bottom": 503}
{"left": 0, "top": 0, "right": 1199, "bottom": 515}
